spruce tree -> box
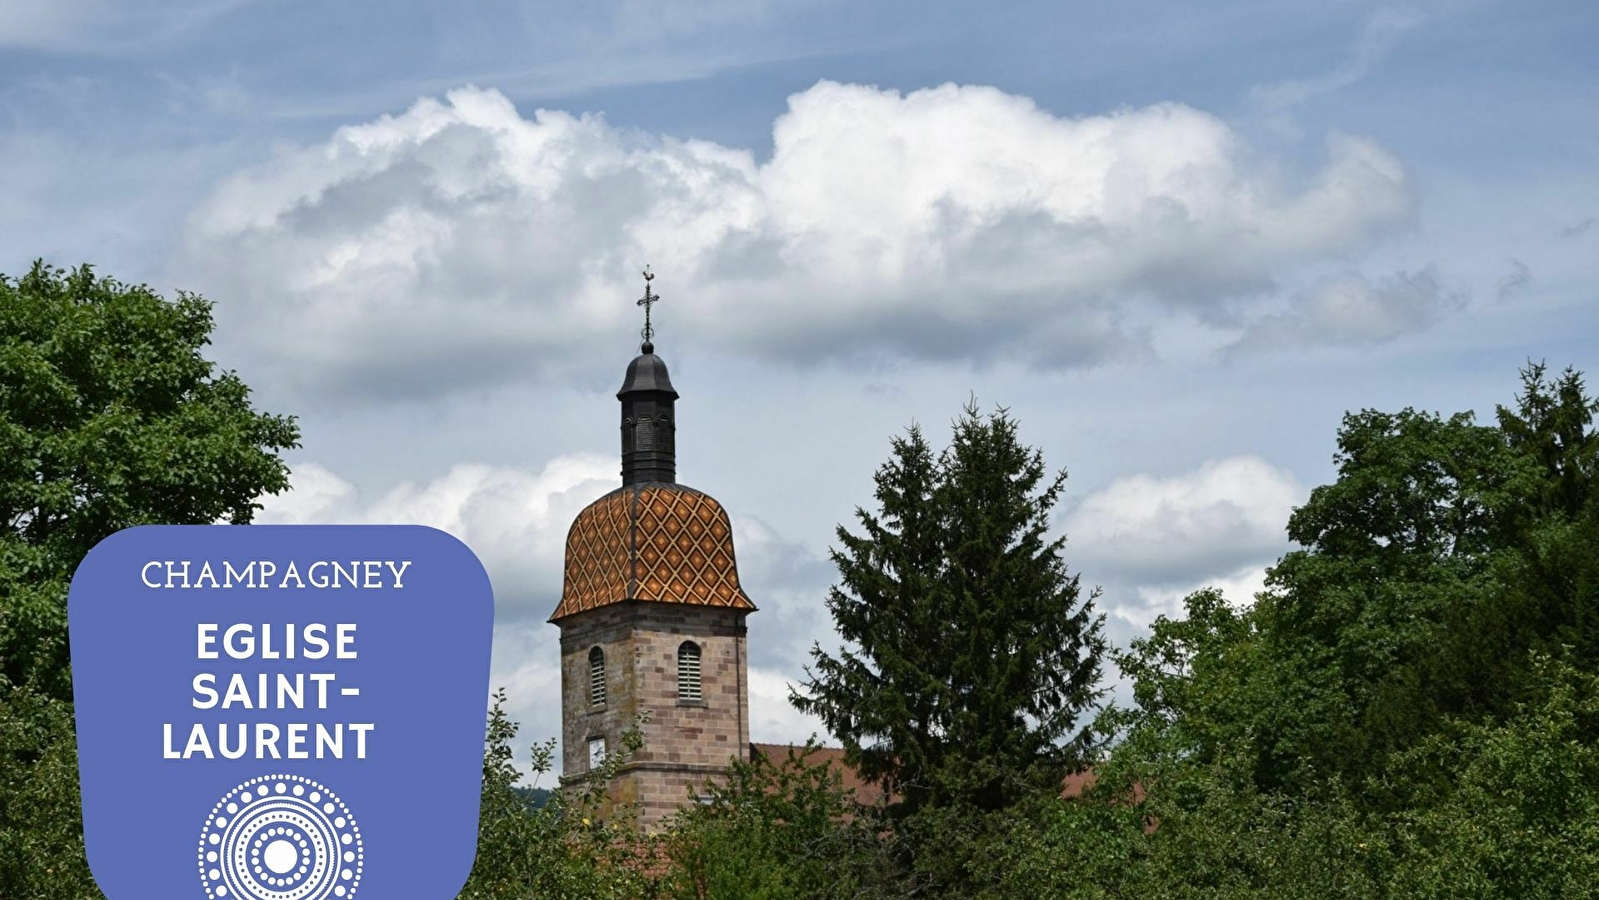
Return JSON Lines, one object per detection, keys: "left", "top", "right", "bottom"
{"left": 792, "top": 401, "right": 1107, "bottom": 814}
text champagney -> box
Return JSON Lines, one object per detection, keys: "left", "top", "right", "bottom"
{"left": 141, "top": 558, "right": 412, "bottom": 590}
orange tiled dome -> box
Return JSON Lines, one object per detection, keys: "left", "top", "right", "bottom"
{"left": 550, "top": 482, "right": 756, "bottom": 622}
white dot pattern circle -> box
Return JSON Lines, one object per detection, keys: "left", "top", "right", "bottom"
{"left": 197, "top": 775, "right": 364, "bottom": 900}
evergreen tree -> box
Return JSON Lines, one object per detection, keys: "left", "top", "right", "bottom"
{"left": 792, "top": 401, "right": 1107, "bottom": 815}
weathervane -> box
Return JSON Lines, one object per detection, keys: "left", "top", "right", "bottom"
{"left": 637, "top": 266, "right": 660, "bottom": 351}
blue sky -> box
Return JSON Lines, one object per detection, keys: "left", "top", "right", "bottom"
{"left": 6, "top": 0, "right": 1595, "bottom": 770}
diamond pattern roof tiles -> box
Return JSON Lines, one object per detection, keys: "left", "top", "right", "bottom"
{"left": 551, "top": 483, "right": 756, "bottom": 622}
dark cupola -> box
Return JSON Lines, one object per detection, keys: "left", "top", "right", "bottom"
{"left": 618, "top": 269, "right": 678, "bottom": 485}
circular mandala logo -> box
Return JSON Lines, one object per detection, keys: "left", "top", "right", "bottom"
{"left": 197, "top": 774, "right": 364, "bottom": 900}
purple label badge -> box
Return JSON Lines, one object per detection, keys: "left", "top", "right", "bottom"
{"left": 69, "top": 525, "right": 494, "bottom": 900}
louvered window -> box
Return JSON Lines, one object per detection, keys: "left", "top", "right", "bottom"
{"left": 636, "top": 415, "right": 654, "bottom": 451}
{"left": 677, "top": 641, "right": 702, "bottom": 703}
{"left": 588, "top": 647, "right": 606, "bottom": 707}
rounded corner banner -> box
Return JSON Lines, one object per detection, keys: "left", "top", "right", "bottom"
{"left": 68, "top": 525, "right": 495, "bottom": 900}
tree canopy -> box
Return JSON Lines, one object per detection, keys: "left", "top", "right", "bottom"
{"left": 1105, "top": 364, "right": 1599, "bottom": 802}
{"left": 0, "top": 261, "right": 300, "bottom": 900}
{"left": 0, "top": 262, "right": 299, "bottom": 699}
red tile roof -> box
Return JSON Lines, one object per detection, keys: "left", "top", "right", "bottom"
{"left": 552, "top": 483, "right": 756, "bottom": 622}
{"left": 749, "top": 742, "right": 1099, "bottom": 803}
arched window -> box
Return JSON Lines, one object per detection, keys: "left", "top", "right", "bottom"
{"left": 677, "top": 641, "right": 702, "bottom": 703}
{"left": 588, "top": 647, "right": 606, "bottom": 707}
{"left": 636, "top": 415, "right": 654, "bottom": 451}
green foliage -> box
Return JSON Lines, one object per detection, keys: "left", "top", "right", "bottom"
{"left": 661, "top": 741, "right": 893, "bottom": 900}
{"left": 1, "top": 261, "right": 300, "bottom": 699}
{"left": 1000, "top": 649, "right": 1599, "bottom": 900}
{"left": 1382, "top": 652, "right": 1599, "bottom": 899}
{"left": 793, "top": 400, "right": 1107, "bottom": 815}
{"left": 458, "top": 689, "right": 657, "bottom": 900}
{"left": 1252, "top": 404, "right": 1521, "bottom": 788}
{"left": 1068, "top": 362, "right": 1599, "bottom": 899}
{"left": 972, "top": 790, "right": 1147, "bottom": 900}
{"left": 980, "top": 768, "right": 1393, "bottom": 900}
{"left": 0, "top": 261, "right": 298, "bottom": 900}
{"left": 512, "top": 786, "right": 554, "bottom": 810}
{"left": 1491, "top": 364, "right": 1599, "bottom": 671}
{"left": 0, "top": 685, "right": 103, "bottom": 900}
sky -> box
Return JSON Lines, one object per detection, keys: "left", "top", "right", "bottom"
{"left": 5, "top": 0, "right": 1596, "bottom": 775}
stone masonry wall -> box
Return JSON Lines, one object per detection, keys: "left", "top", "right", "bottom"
{"left": 557, "top": 601, "right": 750, "bottom": 831}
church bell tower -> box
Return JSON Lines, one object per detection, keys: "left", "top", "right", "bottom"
{"left": 550, "top": 271, "right": 756, "bottom": 830}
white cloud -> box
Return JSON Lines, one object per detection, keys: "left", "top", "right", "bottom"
{"left": 1065, "top": 455, "right": 1302, "bottom": 587}
{"left": 486, "top": 620, "right": 567, "bottom": 778}
{"left": 181, "top": 80, "right": 1415, "bottom": 402}
{"left": 251, "top": 462, "right": 354, "bottom": 524}
{"left": 490, "top": 623, "right": 563, "bottom": 709}
{"left": 1112, "top": 563, "right": 1271, "bottom": 630}
{"left": 730, "top": 513, "right": 837, "bottom": 671}
{"left": 748, "top": 666, "right": 828, "bottom": 745}
{"left": 1065, "top": 457, "right": 1304, "bottom": 636}
{"left": 257, "top": 454, "right": 618, "bottom": 618}
{"left": 1229, "top": 268, "right": 1456, "bottom": 354}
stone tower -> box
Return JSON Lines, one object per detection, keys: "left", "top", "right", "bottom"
{"left": 551, "top": 295, "right": 756, "bottom": 831}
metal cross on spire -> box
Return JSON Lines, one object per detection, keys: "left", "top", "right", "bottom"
{"left": 637, "top": 266, "right": 660, "bottom": 351}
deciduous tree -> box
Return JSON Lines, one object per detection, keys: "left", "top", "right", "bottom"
{"left": 0, "top": 261, "right": 299, "bottom": 899}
